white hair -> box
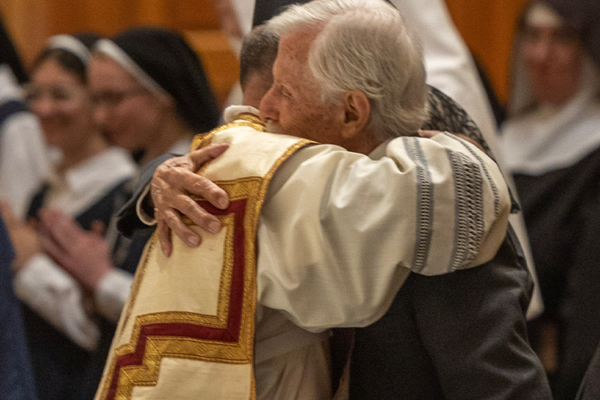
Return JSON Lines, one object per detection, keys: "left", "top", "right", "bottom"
{"left": 267, "top": 0, "right": 428, "bottom": 139}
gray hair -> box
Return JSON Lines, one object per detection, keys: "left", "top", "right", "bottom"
{"left": 267, "top": 0, "right": 428, "bottom": 140}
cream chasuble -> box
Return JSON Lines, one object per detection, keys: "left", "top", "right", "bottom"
{"left": 95, "top": 113, "right": 312, "bottom": 400}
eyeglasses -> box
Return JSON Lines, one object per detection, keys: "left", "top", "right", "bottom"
{"left": 24, "top": 83, "right": 86, "bottom": 103}
{"left": 91, "top": 89, "right": 149, "bottom": 107}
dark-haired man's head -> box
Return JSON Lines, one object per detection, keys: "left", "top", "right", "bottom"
{"left": 240, "top": 25, "right": 279, "bottom": 108}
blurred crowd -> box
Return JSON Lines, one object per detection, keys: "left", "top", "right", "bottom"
{"left": 0, "top": 17, "right": 220, "bottom": 400}
{"left": 1, "top": 0, "right": 600, "bottom": 399}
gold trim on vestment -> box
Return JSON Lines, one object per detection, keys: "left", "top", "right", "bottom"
{"left": 191, "top": 113, "right": 266, "bottom": 151}
{"left": 97, "top": 119, "right": 312, "bottom": 400}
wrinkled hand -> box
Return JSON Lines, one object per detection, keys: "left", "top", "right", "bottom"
{"left": 151, "top": 144, "right": 230, "bottom": 257}
{"left": 38, "top": 208, "right": 113, "bottom": 291}
{"left": 0, "top": 200, "right": 40, "bottom": 273}
{"left": 418, "top": 130, "right": 486, "bottom": 153}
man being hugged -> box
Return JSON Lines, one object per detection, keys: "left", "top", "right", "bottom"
{"left": 95, "top": 1, "right": 549, "bottom": 399}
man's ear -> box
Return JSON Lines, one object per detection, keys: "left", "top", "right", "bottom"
{"left": 341, "top": 90, "right": 370, "bottom": 139}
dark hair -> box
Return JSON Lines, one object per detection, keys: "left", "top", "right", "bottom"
{"left": 30, "top": 49, "right": 87, "bottom": 83}
{"left": 0, "top": 11, "right": 28, "bottom": 83}
{"left": 239, "top": 25, "right": 279, "bottom": 91}
{"left": 30, "top": 32, "right": 101, "bottom": 84}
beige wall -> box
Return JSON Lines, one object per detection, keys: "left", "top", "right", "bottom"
{"left": 1, "top": 0, "right": 530, "bottom": 106}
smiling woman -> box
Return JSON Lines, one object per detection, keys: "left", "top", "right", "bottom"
{"left": 9, "top": 33, "right": 137, "bottom": 400}
{"left": 27, "top": 57, "right": 101, "bottom": 171}
{"left": 89, "top": 27, "right": 221, "bottom": 166}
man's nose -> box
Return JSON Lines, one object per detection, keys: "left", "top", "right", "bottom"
{"left": 259, "top": 88, "right": 278, "bottom": 122}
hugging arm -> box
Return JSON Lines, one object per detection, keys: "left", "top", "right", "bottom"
{"left": 116, "top": 144, "right": 230, "bottom": 256}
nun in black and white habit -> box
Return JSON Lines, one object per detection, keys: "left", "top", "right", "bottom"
{"left": 29, "top": 27, "right": 220, "bottom": 400}
{"left": 0, "top": 13, "right": 51, "bottom": 220}
{"left": 500, "top": 1, "right": 600, "bottom": 398}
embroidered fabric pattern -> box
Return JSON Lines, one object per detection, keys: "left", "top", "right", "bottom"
{"left": 422, "top": 86, "right": 492, "bottom": 158}
{"left": 402, "top": 137, "right": 434, "bottom": 274}
{"left": 447, "top": 150, "right": 485, "bottom": 270}
{"left": 190, "top": 113, "right": 266, "bottom": 151}
{"left": 101, "top": 186, "right": 257, "bottom": 400}
{"left": 447, "top": 133, "right": 501, "bottom": 218}
{"left": 96, "top": 122, "right": 313, "bottom": 400}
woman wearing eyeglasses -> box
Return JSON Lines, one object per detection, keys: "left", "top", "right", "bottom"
{"left": 6, "top": 27, "right": 220, "bottom": 400}
{"left": 6, "top": 33, "right": 136, "bottom": 400}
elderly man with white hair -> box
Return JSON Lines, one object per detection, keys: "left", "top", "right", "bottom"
{"left": 93, "top": 1, "right": 550, "bottom": 399}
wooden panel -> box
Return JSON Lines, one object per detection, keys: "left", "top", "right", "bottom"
{"left": 184, "top": 30, "right": 240, "bottom": 108}
{"left": 79, "top": 1, "right": 137, "bottom": 36}
{"left": 445, "top": 0, "right": 529, "bottom": 103}
{"left": 46, "top": 0, "right": 136, "bottom": 36}
{"left": 167, "top": 0, "right": 220, "bottom": 30}
{"left": 0, "top": 0, "right": 49, "bottom": 66}
{"left": 134, "top": 0, "right": 169, "bottom": 26}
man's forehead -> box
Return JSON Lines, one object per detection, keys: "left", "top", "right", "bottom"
{"left": 273, "top": 28, "right": 318, "bottom": 80}
{"left": 279, "top": 26, "right": 320, "bottom": 60}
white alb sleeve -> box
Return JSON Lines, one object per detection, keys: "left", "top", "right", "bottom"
{"left": 257, "top": 135, "right": 510, "bottom": 332}
{"left": 95, "top": 268, "right": 133, "bottom": 323}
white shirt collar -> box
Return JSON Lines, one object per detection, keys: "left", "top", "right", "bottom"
{"left": 168, "top": 137, "right": 194, "bottom": 155}
{"left": 45, "top": 147, "right": 136, "bottom": 216}
{"left": 223, "top": 105, "right": 260, "bottom": 123}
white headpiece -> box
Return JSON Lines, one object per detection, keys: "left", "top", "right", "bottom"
{"left": 47, "top": 34, "right": 90, "bottom": 64}
{"left": 526, "top": 3, "right": 563, "bottom": 28}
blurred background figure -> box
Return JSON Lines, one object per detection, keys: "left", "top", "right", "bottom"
{"left": 5, "top": 32, "right": 137, "bottom": 400}
{"left": 0, "top": 12, "right": 41, "bottom": 400}
{"left": 90, "top": 26, "right": 220, "bottom": 165}
{"left": 21, "top": 26, "right": 221, "bottom": 399}
{"left": 0, "top": 212, "right": 37, "bottom": 400}
{"left": 0, "top": 212, "right": 38, "bottom": 400}
{"left": 0, "top": 12, "right": 27, "bottom": 85}
{"left": 0, "top": 12, "right": 51, "bottom": 220}
{"left": 500, "top": 1, "right": 600, "bottom": 398}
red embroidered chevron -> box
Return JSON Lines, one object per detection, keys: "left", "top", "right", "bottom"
{"left": 106, "top": 199, "right": 249, "bottom": 400}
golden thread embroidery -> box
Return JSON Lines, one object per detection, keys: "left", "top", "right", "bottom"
{"left": 98, "top": 128, "right": 309, "bottom": 400}
{"left": 191, "top": 114, "right": 266, "bottom": 152}
{"left": 117, "top": 238, "right": 156, "bottom": 338}
{"left": 102, "top": 180, "right": 259, "bottom": 400}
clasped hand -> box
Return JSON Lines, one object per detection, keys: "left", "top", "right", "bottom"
{"left": 150, "top": 144, "right": 230, "bottom": 256}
